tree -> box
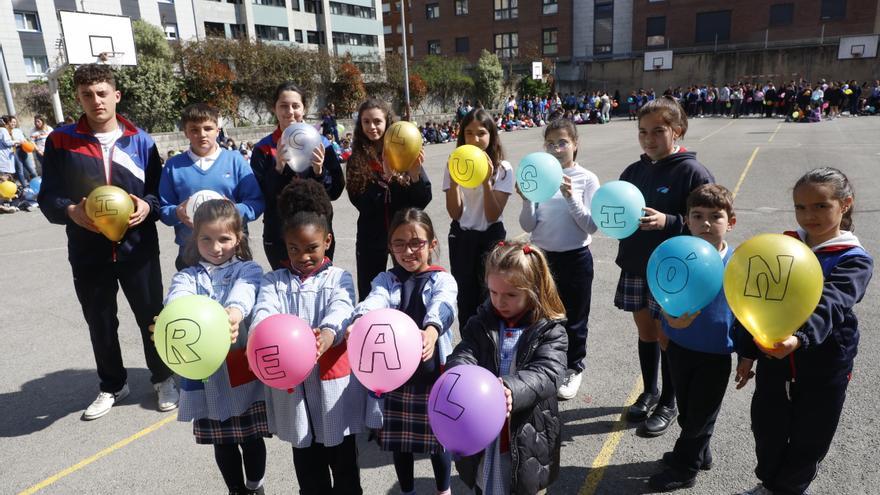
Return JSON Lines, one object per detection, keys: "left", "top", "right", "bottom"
{"left": 327, "top": 60, "right": 366, "bottom": 116}
{"left": 408, "top": 74, "right": 428, "bottom": 113}
{"left": 413, "top": 55, "right": 473, "bottom": 111}
{"left": 474, "top": 50, "right": 503, "bottom": 109}
{"left": 518, "top": 76, "right": 550, "bottom": 99}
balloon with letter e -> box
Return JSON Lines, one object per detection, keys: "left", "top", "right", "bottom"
{"left": 154, "top": 295, "right": 231, "bottom": 380}
{"left": 246, "top": 314, "right": 317, "bottom": 390}
{"left": 347, "top": 308, "right": 422, "bottom": 395}
{"left": 590, "top": 180, "right": 645, "bottom": 239}
{"left": 647, "top": 236, "right": 724, "bottom": 317}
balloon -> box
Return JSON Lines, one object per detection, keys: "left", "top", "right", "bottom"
{"left": 516, "top": 152, "right": 563, "bottom": 203}
{"left": 447, "top": 144, "right": 489, "bottom": 188}
{"left": 726, "top": 102, "right": 731, "bottom": 108}
{"left": 153, "top": 295, "right": 232, "bottom": 380}
{"left": 347, "top": 308, "right": 422, "bottom": 395}
{"left": 185, "top": 189, "right": 224, "bottom": 220}
{"left": 724, "top": 234, "right": 824, "bottom": 348}
{"left": 383, "top": 121, "right": 422, "bottom": 173}
{"left": 246, "top": 314, "right": 317, "bottom": 390}
{"left": 85, "top": 185, "right": 134, "bottom": 242}
{"left": 821, "top": 102, "right": 829, "bottom": 110}
{"left": 337, "top": 123, "right": 345, "bottom": 135}
{"left": 428, "top": 365, "right": 507, "bottom": 456}
{"left": 844, "top": 89, "right": 853, "bottom": 95}
{"left": 590, "top": 180, "right": 646, "bottom": 239}
{"left": 23, "top": 187, "right": 37, "bottom": 201}
{"left": 29, "top": 177, "right": 42, "bottom": 194}
{"left": 20, "top": 141, "right": 35, "bottom": 153}
{"left": 281, "top": 123, "right": 324, "bottom": 173}
{"left": 792, "top": 111, "right": 800, "bottom": 119}
{"left": 647, "top": 236, "right": 724, "bottom": 317}
{"left": 612, "top": 101, "right": 619, "bottom": 108}
{"left": 0, "top": 181, "right": 16, "bottom": 200}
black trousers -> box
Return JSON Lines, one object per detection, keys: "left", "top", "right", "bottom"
{"left": 545, "top": 246, "right": 593, "bottom": 373}
{"left": 667, "top": 340, "right": 731, "bottom": 474}
{"left": 71, "top": 254, "right": 172, "bottom": 393}
{"left": 292, "top": 434, "right": 362, "bottom": 494}
{"left": 751, "top": 359, "right": 850, "bottom": 495}
{"left": 448, "top": 220, "right": 506, "bottom": 329}
{"left": 264, "top": 230, "right": 337, "bottom": 271}
{"left": 355, "top": 243, "right": 389, "bottom": 301}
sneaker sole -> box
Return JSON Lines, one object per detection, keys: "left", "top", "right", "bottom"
{"left": 157, "top": 402, "right": 179, "bottom": 412}
{"left": 82, "top": 388, "right": 129, "bottom": 420}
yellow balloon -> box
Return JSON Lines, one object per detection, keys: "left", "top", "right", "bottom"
{"left": 0, "top": 181, "right": 16, "bottom": 200}
{"left": 383, "top": 121, "right": 423, "bottom": 173}
{"left": 723, "top": 234, "right": 824, "bottom": 348}
{"left": 85, "top": 185, "right": 134, "bottom": 242}
{"left": 447, "top": 144, "right": 489, "bottom": 189}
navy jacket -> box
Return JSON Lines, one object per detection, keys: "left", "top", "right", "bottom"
{"left": 615, "top": 150, "right": 714, "bottom": 276}
{"left": 38, "top": 115, "right": 162, "bottom": 265}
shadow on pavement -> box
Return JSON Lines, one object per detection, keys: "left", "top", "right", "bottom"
{"left": 561, "top": 406, "right": 638, "bottom": 440}
{"left": 551, "top": 461, "right": 661, "bottom": 495}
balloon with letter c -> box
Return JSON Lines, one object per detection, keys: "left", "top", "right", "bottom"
{"left": 281, "top": 123, "right": 324, "bottom": 173}
{"left": 153, "top": 295, "right": 231, "bottom": 380}
{"left": 447, "top": 144, "right": 489, "bottom": 188}
{"left": 185, "top": 189, "right": 224, "bottom": 220}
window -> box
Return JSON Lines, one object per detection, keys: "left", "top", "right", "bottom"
{"left": 426, "top": 3, "right": 439, "bottom": 19}
{"left": 695, "top": 10, "right": 731, "bottom": 43}
{"left": 291, "top": 0, "right": 300, "bottom": 10}
{"left": 455, "top": 0, "right": 468, "bottom": 15}
{"left": 14, "top": 11, "right": 40, "bottom": 31}
{"left": 646, "top": 16, "right": 665, "bottom": 47}
{"left": 383, "top": 3, "right": 390, "bottom": 13}
{"left": 594, "top": 1, "right": 613, "bottom": 55}
{"left": 820, "top": 0, "right": 845, "bottom": 20}
{"left": 330, "top": 2, "right": 343, "bottom": 14}
{"left": 230, "top": 24, "right": 246, "bottom": 39}
{"left": 255, "top": 24, "right": 289, "bottom": 41}
{"left": 252, "top": 0, "right": 285, "bottom": 5}
{"left": 543, "top": 0, "right": 558, "bottom": 15}
{"left": 383, "top": 25, "right": 392, "bottom": 34}
{"left": 542, "top": 28, "right": 558, "bottom": 55}
{"left": 204, "top": 21, "right": 226, "bottom": 38}
{"left": 164, "top": 23, "right": 179, "bottom": 40}
{"left": 494, "top": 32, "right": 518, "bottom": 58}
{"left": 427, "top": 40, "right": 441, "bottom": 55}
{"left": 305, "top": 0, "right": 322, "bottom": 13}
{"left": 295, "top": 29, "right": 304, "bottom": 42}
{"left": 769, "top": 4, "right": 794, "bottom": 26}
{"left": 455, "top": 36, "right": 469, "bottom": 53}
{"left": 333, "top": 32, "right": 379, "bottom": 46}
{"left": 494, "top": 0, "right": 517, "bottom": 20}
{"left": 23, "top": 56, "right": 49, "bottom": 75}
{"left": 307, "top": 30, "right": 320, "bottom": 44}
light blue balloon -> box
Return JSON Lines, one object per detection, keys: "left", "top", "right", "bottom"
{"left": 516, "top": 152, "right": 563, "bottom": 203}
{"left": 590, "top": 180, "right": 645, "bottom": 239}
{"left": 23, "top": 188, "right": 37, "bottom": 201}
{"left": 647, "top": 236, "right": 724, "bottom": 317}
{"left": 29, "top": 177, "right": 42, "bottom": 194}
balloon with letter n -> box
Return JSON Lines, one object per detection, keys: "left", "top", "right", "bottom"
{"left": 447, "top": 144, "right": 489, "bottom": 188}
{"left": 723, "top": 234, "right": 823, "bottom": 348}
{"left": 590, "top": 180, "right": 645, "bottom": 239}
{"left": 246, "top": 314, "right": 317, "bottom": 390}
{"left": 153, "top": 295, "right": 231, "bottom": 380}
{"left": 647, "top": 236, "right": 724, "bottom": 317}
{"left": 86, "top": 185, "right": 134, "bottom": 242}
{"left": 516, "top": 152, "right": 563, "bottom": 203}
{"left": 347, "top": 308, "right": 422, "bottom": 395}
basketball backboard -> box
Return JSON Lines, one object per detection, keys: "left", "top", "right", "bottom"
{"left": 58, "top": 11, "right": 137, "bottom": 66}
{"left": 644, "top": 50, "right": 673, "bottom": 71}
{"left": 837, "top": 35, "right": 878, "bottom": 60}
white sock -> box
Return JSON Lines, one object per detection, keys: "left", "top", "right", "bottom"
{"left": 245, "top": 477, "right": 264, "bottom": 490}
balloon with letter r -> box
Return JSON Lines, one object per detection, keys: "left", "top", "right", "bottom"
{"left": 589, "top": 180, "right": 645, "bottom": 239}
{"left": 647, "top": 236, "right": 724, "bottom": 317}
{"left": 153, "top": 295, "right": 231, "bottom": 380}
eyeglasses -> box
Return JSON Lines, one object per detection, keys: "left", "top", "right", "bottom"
{"left": 390, "top": 239, "right": 428, "bottom": 253}
{"left": 544, "top": 140, "right": 572, "bottom": 151}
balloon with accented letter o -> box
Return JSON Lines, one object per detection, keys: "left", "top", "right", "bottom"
{"left": 185, "top": 189, "right": 224, "bottom": 220}
{"left": 281, "top": 123, "right": 324, "bottom": 173}
{"left": 516, "top": 152, "right": 563, "bottom": 203}
{"left": 246, "top": 314, "right": 317, "bottom": 390}
{"left": 347, "top": 308, "right": 422, "bottom": 395}
{"left": 428, "top": 365, "right": 507, "bottom": 456}
{"left": 153, "top": 295, "right": 231, "bottom": 380}
{"left": 647, "top": 236, "right": 724, "bottom": 317}
{"left": 724, "top": 233, "right": 823, "bottom": 348}
{"left": 85, "top": 185, "right": 134, "bottom": 242}
{"left": 447, "top": 144, "right": 489, "bottom": 188}
{"left": 590, "top": 180, "right": 645, "bottom": 239}
{"left": 383, "top": 121, "right": 423, "bottom": 173}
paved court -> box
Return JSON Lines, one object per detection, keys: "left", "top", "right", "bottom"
{"left": 2, "top": 115, "right": 878, "bottom": 495}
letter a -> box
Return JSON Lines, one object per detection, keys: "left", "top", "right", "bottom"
{"left": 163, "top": 318, "right": 202, "bottom": 364}
{"left": 359, "top": 324, "right": 402, "bottom": 373}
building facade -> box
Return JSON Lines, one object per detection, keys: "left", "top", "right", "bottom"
{"left": 1, "top": 0, "right": 385, "bottom": 83}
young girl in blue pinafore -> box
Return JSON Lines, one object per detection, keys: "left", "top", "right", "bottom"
{"left": 351, "top": 208, "right": 458, "bottom": 495}
{"left": 734, "top": 167, "right": 873, "bottom": 495}
{"left": 251, "top": 179, "right": 366, "bottom": 494}
{"left": 165, "top": 199, "right": 268, "bottom": 495}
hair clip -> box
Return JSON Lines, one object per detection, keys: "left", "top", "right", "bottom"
{"left": 497, "top": 241, "right": 506, "bottom": 247}
{"left": 522, "top": 244, "right": 533, "bottom": 254}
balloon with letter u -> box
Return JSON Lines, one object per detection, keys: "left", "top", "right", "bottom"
{"left": 153, "top": 295, "right": 231, "bottom": 380}
{"left": 723, "top": 233, "right": 823, "bottom": 348}
{"left": 281, "top": 122, "right": 324, "bottom": 173}
{"left": 86, "top": 185, "right": 134, "bottom": 242}
{"left": 516, "top": 152, "right": 563, "bottom": 203}
{"left": 383, "top": 121, "right": 423, "bottom": 173}
{"left": 347, "top": 308, "right": 422, "bottom": 395}
{"left": 590, "top": 180, "right": 645, "bottom": 239}
{"left": 448, "top": 144, "right": 489, "bottom": 188}
{"left": 246, "top": 314, "right": 317, "bottom": 390}
{"left": 428, "top": 365, "right": 507, "bottom": 456}
{"left": 647, "top": 236, "right": 724, "bottom": 317}
{"left": 186, "top": 189, "right": 224, "bottom": 220}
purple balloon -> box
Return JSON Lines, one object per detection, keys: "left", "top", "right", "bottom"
{"left": 428, "top": 365, "right": 507, "bottom": 456}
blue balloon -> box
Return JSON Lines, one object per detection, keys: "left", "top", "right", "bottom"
{"left": 516, "top": 152, "right": 563, "bottom": 203}
{"left": 646, "top": 236, "right": 724, "bottom": 317}
{"left": 29, "top": 177, "right": 42, "bottom": 194}
{"left": 590, "top": 180, "right": 645, "bottom": 239}
{"left": 23, "top": 188, "right": 37, "bottom": 201}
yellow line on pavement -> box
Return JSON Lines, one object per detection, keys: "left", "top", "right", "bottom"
{"left": 699, "top": 119, "right": 735, "bottom": 142}
{"left": 18, "top": 413, "right": 178, "bottom": 495}
{"left": 733, "top": 146, "right": 761, "bottom": 199}
{"left": 578, "top": 378, "right": 643, "bottom": 495}
{"left": 767, "top": 122, "right": 783, "bottom": 143}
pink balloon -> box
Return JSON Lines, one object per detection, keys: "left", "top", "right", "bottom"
{"left": 246, "top": 314, "right": 317, "bottom": 390}
{"left": 347, "top": 308, "right": 422, "bottom": 395}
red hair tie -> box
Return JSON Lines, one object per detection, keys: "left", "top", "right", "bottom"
{"left": 498, "top": 241, "right": 506, "bottom": 247}
{"left": 522, "top": 244, "right": 533, "bottom": 254}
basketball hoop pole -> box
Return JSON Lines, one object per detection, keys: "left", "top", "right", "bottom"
{"left": 46, "top": 64, "right": 67, "bottom": 124}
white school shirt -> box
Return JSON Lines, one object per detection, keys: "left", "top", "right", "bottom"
{"left": 442, "top": 159, "right": 514, "bottom": 231}
{"left": 186, "top": 147, "right": 222, "bottom": 171}
{"left": 93, "top": 125, "right": 124, "bottom": 182}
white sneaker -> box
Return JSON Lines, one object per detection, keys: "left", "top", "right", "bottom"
{"left": 557, "top": 370, "right": 583, "bottom": 400}
{"left": 82, "top": 384, "right": 130, "bottom": 420}
{"left": 737, "top": 484, "right": 774, "bottom": 495}
{"left": 154, "top": 377, "right": 179, "bottom": 412}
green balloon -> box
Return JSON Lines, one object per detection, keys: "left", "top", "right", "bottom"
{"left": 154, "top": 295, "right": 231, "bottom": 380}
{"left": 337, "top": 123, "right": 345, "bottom": 135}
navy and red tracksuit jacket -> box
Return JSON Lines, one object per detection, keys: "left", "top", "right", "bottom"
{"left": 37, "top": 115, "right": 163, "bottom": 265}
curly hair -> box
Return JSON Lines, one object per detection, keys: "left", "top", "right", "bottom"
{"left": 279, "top": 177, "right": 333, "bottom": 235}
{"left": 73, "top": 64, "right": 116, "bottom": 89}
{"left": 346, "top": 98, "right": 398, "bottom": 195}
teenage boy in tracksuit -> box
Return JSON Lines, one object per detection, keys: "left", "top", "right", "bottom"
{"left": 38, "top": 64, "right": 178, "bottom": 421}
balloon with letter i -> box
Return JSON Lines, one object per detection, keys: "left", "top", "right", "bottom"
{"left": 85, "top": 185, "right": 134, "bottom": 242}
{"left": 347, "top": 308, "right": 422, "bottom": 395}
{"left": 246, "top": 314, "right": 317, "bottom": 390}
{"left": 448, "top": 144, "right": 489, "bottom": 188}
{"left": 153, "top": 295, "right": 232, "bottom": 380}
{"left": 590, "top": 180, "right": 645, "bottom": 239}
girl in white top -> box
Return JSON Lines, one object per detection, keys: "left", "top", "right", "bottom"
{"left": 518, "top": 118, "right": 600, "bottom": 400}
{"left": 443, "top": 108, "right": 514, "bottom": 328}
{"left": 30, "top": 114, "right": 53, "bottom": 168}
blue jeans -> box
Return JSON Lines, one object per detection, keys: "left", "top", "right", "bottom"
{"left": 14, "top": 149, "right": 37, "bottom": 185}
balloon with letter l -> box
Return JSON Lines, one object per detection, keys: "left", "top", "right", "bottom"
{"left": 383, "top": 121, "right": 422, "bottom": 173}
{"left": 86, "top": 185, "right": 134, "bottom": 242}
{"left": 153, "top": 295, "right": 231, "bottom": 380}
{"left": 347, "top": 308, "right": 422, "bottom": 395}
{"left": 516, "top": 152, "right": 563, "bottom": 203}
{"left": 447, "top": 144, "right": 489, "bottom": 188}
{"left": 590, "top": 180, "right": 645, "bottom": 239}
{"left": 723, "top": 233, "right": 823, "bottom": 348}
{"left": 647, "top": 236, "right": 724, "bottom": 317}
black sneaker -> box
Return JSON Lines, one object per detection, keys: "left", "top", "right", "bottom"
{"left": 638, "top": 405, "right": 677, "bottom": 437}
{"left": 626, "top": 392, "right": 659, "bottom": 422}
{"left": 662, "top": 450, "right": 713, "bottom": 471}
{"left": 648, "top": 468, "right": 697, "bottom": 491}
